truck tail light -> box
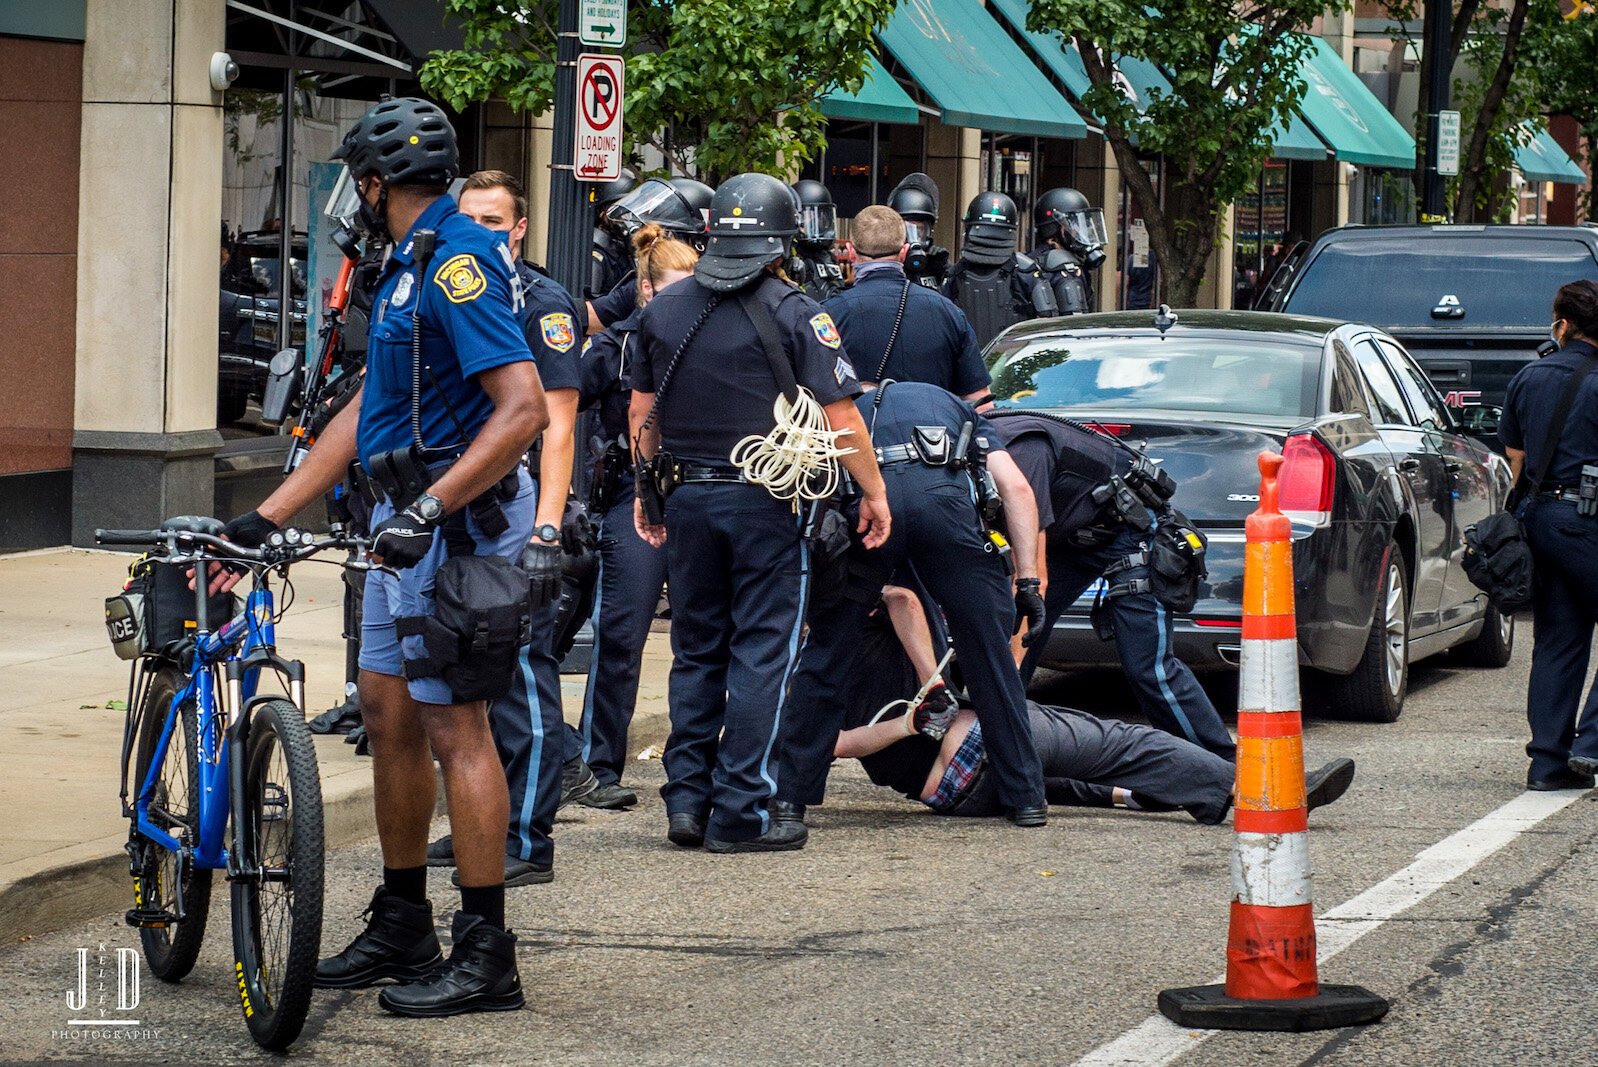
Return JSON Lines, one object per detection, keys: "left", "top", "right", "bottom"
{"left": 1280, "top": 433, "right": 1335, "bottom": 524}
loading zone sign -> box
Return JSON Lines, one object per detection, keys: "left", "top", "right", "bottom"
{"left": 575, "top": 53, "right": 624, "bottom": 182}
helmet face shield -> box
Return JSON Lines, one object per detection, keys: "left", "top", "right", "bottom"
{"left": 904, "top": 219, "right": 933, "bottom": 246}
{"left": 605, "top": 179, "right": 694, "bottom": 236}
{"left": 799, "top": 202, "right": 837, "bottom": 242}
{"left": 1064, "top": 207, "right": 1108, "bottom": 250}
{"left": 325, "top": 168, "right": 362, "bottom": 229}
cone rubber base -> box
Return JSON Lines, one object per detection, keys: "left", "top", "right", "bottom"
{"left": 1157, "top": 984, "right": 1389, "bottom": 1032}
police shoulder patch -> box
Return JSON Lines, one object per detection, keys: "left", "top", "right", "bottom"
{"left": 540, "top": 312, "right": 577, "bottom": 353}
{"left": 434, "top": 253, "right": 488, "bottom": 303}
{"left": 809, "top": 312, "right": 842, "bottom": 349}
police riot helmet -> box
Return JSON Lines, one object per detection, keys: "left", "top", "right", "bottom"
{"left": 959, "top": 191, "right": 1020, "bottom": 267}
{"left": 695, "top": 172, "right": 801, "bottom": 292}
{"left": 1035, "top": 186, "right": 1108, "bottom": 266}
{"left": 333, "top": 97, "right": 459, "bottom": 187}
{"left": 590, "top": 168, "right": 637, "bottom": 212}
{"left": 606, "top": 177, "right": 710, "bottom": 248}
{"left": 792, "top": 179, "right": 837, "bottom": 244}
{"left": 887, "top": 172, "right": 940, "bottom": 248}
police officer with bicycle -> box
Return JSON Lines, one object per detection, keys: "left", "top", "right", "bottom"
{"left": 218, "top": 98, "right": 545, "bottom": 1017}
{"left": 629, "top": 172, "right": 891, "bottom": 853}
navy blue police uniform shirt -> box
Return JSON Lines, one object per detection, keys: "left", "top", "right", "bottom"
{"left": 579, "top": 308, "right": 642, "bottom": 443}
{"left": 358, "top": 196, "right": 533, "bottom": 470}
{"left": 1501, "top": 338, "right": 1598, "bottom": 486}
{"left": 634, "top": 276, "right": 861, "bottom": 466}
{"left": 988, "top": 412, "right": 1122, "bottom": 538}
{"left": 855, "top": 380, "right": 1001, "bottom": 459}
{"left": 515, "top": 260, "right": 583, "bottom": 394}
{"left": 824, "top": 263, "right": 990, "bottom": 396}
{"left": 591, "top": 274, "right": 639, "bottom": 329}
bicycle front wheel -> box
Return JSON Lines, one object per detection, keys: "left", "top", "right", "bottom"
{"left": 231, "top": 699, "right": 324, "bottom": 1051}
{"left": 133, "top": 664, "right": 212, "bottom": 981}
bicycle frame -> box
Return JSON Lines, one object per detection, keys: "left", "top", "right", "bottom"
{"left": 132, "top": 578, "right": 306, "bottom": 877}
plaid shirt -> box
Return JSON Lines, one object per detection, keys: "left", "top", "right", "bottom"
{"left": 925, "top": 720, "right": 985, "bottom": 812}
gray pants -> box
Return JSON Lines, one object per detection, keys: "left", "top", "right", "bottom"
{"left": 946, "top": 702, "right": 1234, "bottom": 824}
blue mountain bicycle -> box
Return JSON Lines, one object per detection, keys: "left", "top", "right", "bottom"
{"left": 97, "top": 517, "right": 379, "bottom": 1050}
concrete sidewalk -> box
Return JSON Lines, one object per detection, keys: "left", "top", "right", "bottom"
{"left": 0, "top": 548, "right": 671, "bottom": 943}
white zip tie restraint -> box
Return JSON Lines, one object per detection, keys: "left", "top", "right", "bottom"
{"left": 868, "top": 648, "right": 956, "bottom": 735}
{"left": 730, "top": 386, "right": 856, "bottom": 508}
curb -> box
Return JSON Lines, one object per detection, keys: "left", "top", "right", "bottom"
{"left": 2, "top": 708, "right": 672, "bottom": 944}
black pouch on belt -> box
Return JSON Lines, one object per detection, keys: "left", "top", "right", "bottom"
{"left": 395, "top": 556, "right": 531, "bottom": 703}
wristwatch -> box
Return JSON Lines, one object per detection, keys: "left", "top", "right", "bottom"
{"left": 534, "top": 523, "right": 560, "bottom": 544}
{"left": 411, "top": 493, "right": 445, "bottom": 524}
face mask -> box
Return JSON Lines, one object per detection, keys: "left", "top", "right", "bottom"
{"left": 490, "top": 229, "right": 512, "bottom": 248}
{"left": 1551, "top": 321, "right": 1564, "bottom": 349}
{"left": 354, "top": 183, "right": 387, "bottom": 240}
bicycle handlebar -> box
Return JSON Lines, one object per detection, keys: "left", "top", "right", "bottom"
{"left": 93, "top": 526, "right": 371, "bottom": 567}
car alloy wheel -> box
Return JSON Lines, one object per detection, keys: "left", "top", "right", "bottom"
{"left": 1382, "top": 558, "right": 1407, "bottom": 698}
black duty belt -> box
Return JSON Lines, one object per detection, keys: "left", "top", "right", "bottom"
{"left": 1539, "top": 486, "right": 1582, "bottom": 501}
{"left": 874, "top": 443, "right": 922, "bottom": 466}
{"left": 678, "top": 464, "right": 749, "bottom": 485}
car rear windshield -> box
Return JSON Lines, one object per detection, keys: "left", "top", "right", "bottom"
{"left": 1283, "top": 235, "right": 1598, "bottom": 327}
{"left": 988, "top": 335, "right": 1322, "bottom": 419}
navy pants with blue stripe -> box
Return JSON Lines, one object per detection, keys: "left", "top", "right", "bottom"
{"left": 489, "top": 573, "right": 566, "bottom": 865}
{"left": 1019, "top": 527, "right": 1236, "bottom": 761}
{"left": 579, "top": 481, "right": 669, "bottom": 786}
{"left": 661, "top": 483, "right": 809, "bottom": 843}
{"left": 780, "top": 464, "right": 1046, "bottom": 811}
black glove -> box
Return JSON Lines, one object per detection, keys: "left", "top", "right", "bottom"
{"left": 1015, "top": 577, "right": 1046, "bottom": 647}
{"left": 223, "top": 509, "right": 280, "bottom": 549}
{"left": 521, "top": 539, "right": 563, "bottom": 608}
{"left": 912, "top": 682, "right": 959, "bottom": 740}
{"left": 370, "top": 506, "right": 438, "bottom": 569}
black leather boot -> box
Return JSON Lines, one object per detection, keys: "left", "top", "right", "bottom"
{"left": 377, "top": 912, "right": 525, "bottom": 1018}
{"left": 313, "top": 887, "right": 443, "bottom": 989}
{"left": 772, "top": 801, "right": 807, "bottom": 827}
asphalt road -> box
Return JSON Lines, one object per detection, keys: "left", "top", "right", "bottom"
{"left": 4, "top": 626, "right": 1597, "bottom": 1066}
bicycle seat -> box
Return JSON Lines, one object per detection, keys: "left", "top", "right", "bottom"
{"left": 160, "top": 515, "right": 225, "bottom": 535}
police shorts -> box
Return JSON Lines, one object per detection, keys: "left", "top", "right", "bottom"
{"left": 359, "top": 469, "right": 537, "bottom": 705}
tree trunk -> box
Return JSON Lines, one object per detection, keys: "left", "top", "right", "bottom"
{"left": 1453, "top": 0, "right": 1531, "bottom": 221}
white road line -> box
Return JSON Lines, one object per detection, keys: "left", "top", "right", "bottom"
{"left": 1073, "top": 789, "right": 1588, "bottom": 1067}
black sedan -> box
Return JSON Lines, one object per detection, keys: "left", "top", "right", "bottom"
{"left": 988, "top": 310, "right": 1515, "bottom": 722}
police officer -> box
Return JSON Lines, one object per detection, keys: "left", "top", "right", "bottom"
{"left": 1031, "top": 187, "right": 1108, "bottom": 315}
{"left": 943, "top": 191, "right": 1059, "bottom": 348}
{"left": 823, "top": 205, "right": 990, "bottom": 401}
{"left": 413, "top": 169, "right": 584, "bottom": 886}
{"left": 790, "top": 179, "right": 846, "bottom": 302}
{"left": 1502, "top": 279, "right": 1598, "bottom": 790}
{"left": 630, "top": 172, "right": 891, "bottom": 852}
{"left": 991, "top": 411, "right": 1236, "bottom": 760}
{"left": 776, "top": 379, "right": 1048, "bottom": 829}
{"left": 886, "top": 172, "right": 950, "bottom": 289}
{"left": 587, "top": 176, "right": 713, "bottom": 333}
{"left": 573, "top": 222, "right": 698, "bottom": 810}
{"left": 589, "top": 168, "right": 636, "bottom": 298}
{"left": 218, "top": 98, "right": 544, "bottom": 1016}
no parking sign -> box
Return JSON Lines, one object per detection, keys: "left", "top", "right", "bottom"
{"left": 575, "top": 53, "right": 624, "bottom": 183}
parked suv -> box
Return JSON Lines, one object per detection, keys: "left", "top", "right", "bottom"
{"left": 219, "top": 230, "right": 308, "bottom": 424}
{"left": 1257, "top": 225, "right": 1598, "bottom": 415}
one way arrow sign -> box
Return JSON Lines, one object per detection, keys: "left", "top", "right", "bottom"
{"left": 579, "top": 2, "right": 626, "bottom": 47}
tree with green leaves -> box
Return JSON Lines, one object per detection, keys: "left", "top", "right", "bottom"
{"left": 1527, "top": 2, "right": 1598, "bottom": 217}
{"left": 1026, "top": 0, "right": 1342, "bottom": 307}
{"left": 420, "top": 0, "right": 896, "bottom": 181}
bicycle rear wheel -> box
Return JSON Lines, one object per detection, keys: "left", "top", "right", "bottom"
{"left": 132, "top": 664, "right": 212, "bottom": 981}
{"left": 231, "top": 699, "right": 325, "bottom": 1051}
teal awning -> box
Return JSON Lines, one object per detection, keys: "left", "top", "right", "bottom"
{"left": 988, "top": 0, "right": 1324, "bottom": 160}
{"left": 1292, "top": 35, "right": 1415, "bottom": 169}
{"left": 877, "top": 0, "right": 1087, "bottom": 139}
{"left": 1515, "top": 121, "right": 1587, "bottom": 185}
{"left": 820, "top": 56, "right": 923, "bottom": 126}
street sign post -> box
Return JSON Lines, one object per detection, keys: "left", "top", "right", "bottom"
{"left": 1437, "top": 110, "right": 1461, "bottom": 178}
{"left": 579, "top": 1, "right": 626, "bottom": 48}
{"left": 575, "top": 53, "right": 625, "bottom": 183}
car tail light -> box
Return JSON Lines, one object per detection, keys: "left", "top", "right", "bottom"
{"left": 1088, "top": 422, "right": 1130, "bottom": 436}
{"left": 1279, "top": 433, "right": 1334, "bottom": 523}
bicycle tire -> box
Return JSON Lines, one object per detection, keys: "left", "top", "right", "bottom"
{"left": 231, "top": 699, "right": 324, "bottom": 1051}
{"left": 132, "top": 664, "right": 213, "bottom": 982}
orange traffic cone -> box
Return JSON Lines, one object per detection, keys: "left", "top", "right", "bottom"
{"left": 1158, "top": 451, "right": 1388, "bottom": 1031}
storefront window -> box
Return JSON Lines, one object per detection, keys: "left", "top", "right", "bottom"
{"left": 1234, "top": 162, "right": 1290, "bottom": 310}
{"left": 1353, "top": 168, "right": 1415, "bottom": 225}
{"left": 1118, "top": 158, "right": 1160, "bottom": 310}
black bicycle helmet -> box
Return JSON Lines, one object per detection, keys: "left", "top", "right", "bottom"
{"left": 333, "top": 97, "right": 459, "bottom": 186}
